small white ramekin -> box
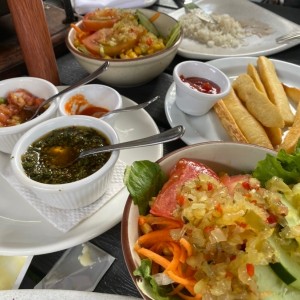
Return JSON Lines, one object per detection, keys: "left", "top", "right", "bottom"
{"left": 10, "top": 115, "right": 120, "bottom": 209}
{"left": 173, "top": 60, "right": 231, "bottom": 116}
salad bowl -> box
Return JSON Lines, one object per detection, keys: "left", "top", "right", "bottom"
{"left": 66, "top": 8, "right": 183, "bottom": 87}
{"left": 122, "top": 141, "right": 300, "bottom": 299}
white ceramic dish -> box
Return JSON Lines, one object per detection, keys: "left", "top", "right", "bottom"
{"left": 58, "top": 84, "right": 122, "bottom": 125}
{"left": 66, "top": 9, "right": 183, "bottom": 87}
{"left": 165, "top": 57, "right": 299, "bottom": 145}
{"left": 169, "top": 0, "right": 300, "bottom": 60}
{"left": 0, "top": 77, "right": 58, "bottom": 153}
{"left": 0, "top": 96, "right": 163, "bottom": 256}
{"left": 173, "top": 60, "right": 230, "bottom": 116}
{"left": 0, "top": 290, "right": 141, "bottom": 300}
{"left": 11, "top": 116, "right": 120, "bottom": 209}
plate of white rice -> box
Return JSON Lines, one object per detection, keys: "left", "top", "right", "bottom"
{"left": 169, "top": 0, "right": 300, "bottom": 60}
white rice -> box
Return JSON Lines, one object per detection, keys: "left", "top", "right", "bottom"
{"left": 179, "top": 10, "right": 249, "bottom": 48}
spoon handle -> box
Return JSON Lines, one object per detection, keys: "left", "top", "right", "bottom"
{"left": 101, "top": 96, "right": 160, "bottom": 118}
{"left": 31, "top": 61, "right": 109, "bottom": 119}
{"left": 79, "top": 125, "right": 185, "bottom": 158}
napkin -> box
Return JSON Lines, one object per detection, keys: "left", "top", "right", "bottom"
{"left": 0, "top": 156, "right": 127, "bottom": 233}
{"left": 71, "top": 0, "right": 156, "bottom": 14}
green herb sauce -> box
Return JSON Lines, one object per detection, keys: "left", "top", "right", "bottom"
{"left": 21, "top": 126, "right": 111, "bottom": 184}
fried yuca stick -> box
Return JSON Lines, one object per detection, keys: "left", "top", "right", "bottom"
{"left": 213, "top": 100, "right": 248, "bottom": 143}
{"left": 246, "top": 64, "right": 282, "bottom": 147}
{"left": 257, "top": 56, "right": 294, "bottom": 126}
{"left": 232, "top": 73, "right": 284, "bottom": 128}
{"left": 264, "top": 127, "right": 282, "bottom": 148}
{"left": 279, "top": 102, "right": 300, "bottom": 153}
{"left": 247, "top": 64, "right": 268, "bottom": 96}
{"left": 222, "top": 89, "right": 273, "bottom": 149}
{"left": 282, "top": 83, "right": 300, "bottom": 104}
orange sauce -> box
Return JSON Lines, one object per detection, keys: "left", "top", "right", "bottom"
{"left": 65, "top": 94, "right": 109, "bottom": 118}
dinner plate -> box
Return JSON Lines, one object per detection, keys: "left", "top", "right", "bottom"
{"left": 0, "top": 96, "right": 163, "bottom": 256}
{"left": 0, "top": 290, "right": 141, "bottom": 300}
{"left": 169, "top": 0, "right": 300, "bottom": 60}
{"left": 165, "top": 57, "right": 300, "bottom": 145}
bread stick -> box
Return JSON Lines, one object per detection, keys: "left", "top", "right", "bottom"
{"left": 222, "top": 89, "right": 273, "bottom": 149}
{"left": 282, "top": 83, "right": 300, "bottom": 104}
{"left": 213, "top": 100, "right": 248, "bottom": 143}
{"left": 257, "top": 56, "right": 294, "bottom": 126}
{"left": 279, "top": 102, "right": 300, "bottom": 153}
{"left": 232, "top": 73, "right": 284, "bottom": 128}
{"left": 247, "top": 64, "right": 268, "bottom": 97}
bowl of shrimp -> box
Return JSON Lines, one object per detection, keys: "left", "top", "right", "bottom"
{"left": 0, "top": 77, "right": 58, "bottom": 153}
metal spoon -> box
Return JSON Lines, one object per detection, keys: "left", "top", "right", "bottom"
{"left": 100, "top": 96, "right": 160, "bottom": 119}
{"left": 26, "top": 61, "right": 109, "bottom": 121}
{"left": 47, "top": 125, "right": 185, "bottom": 168}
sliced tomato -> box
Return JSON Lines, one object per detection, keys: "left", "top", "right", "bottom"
{"left": 220, "top": 174, "right": 251, "bottom": 195}
{"left": 82, "top": 9, "right": 120, "bottom": 31}
{"left": 150, "top": 159, "right": 219, "bottom": 219}
{"left": 82, "top": 27, "right": 142, "bottom": 58}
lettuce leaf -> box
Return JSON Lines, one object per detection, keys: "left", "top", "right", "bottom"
{"left": 133, "top": 259, "right": 180, "bottom": 300}
{"left": 253, "top": 141, "right": 300, "bottom": 186}
{"left": 123, "top": 160, "right": 167, "bottom": 215}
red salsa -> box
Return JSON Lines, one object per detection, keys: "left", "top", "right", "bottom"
{"left": 180, "top": 75, "right": 221, "bottom": 94}
{"left": 65, "top": 94, "right": 109, "bottom": 118}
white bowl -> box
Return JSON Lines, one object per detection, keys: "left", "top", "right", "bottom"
{"left": 0, "top": 77, "right": 59, "bottom": 153}
{"left": 122, "top": 142, "right": 275, "bottom": 300}
{"left": 66, "top": 9, "right": 183, "bottom": 87}
{"left": 173, "top": 61, "right": 231, "bottom": 116}
{"left": 11, "top": 115, "right": 120, "bottom": 209}
{"left": 58, "top": 84, "right": 122, "bottom": 125}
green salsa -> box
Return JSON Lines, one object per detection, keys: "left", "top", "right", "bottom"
{"left": 21, "top": 126, "right": 111, "bottom": 184}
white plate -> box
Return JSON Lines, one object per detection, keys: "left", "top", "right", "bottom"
{"left": 0, "top": 290, "right": 141, "bottom": 300}
{"left": 169, "top": 0, "right": 300, "bottom": 60}
{"left": 0, "top": 96, "right": 163, "bottom": 256}
{"left": 165, "top": 57, "right": 300, "bottom": 145}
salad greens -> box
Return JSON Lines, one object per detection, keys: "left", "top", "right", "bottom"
{"left": 253, "top": 140, "right": 300, "bottom": 186}
{"left": 134, "top": 259, "right": 180, "bottom": 300}
{"left": 123, "top": 160, "right": 167, "bottom": 215}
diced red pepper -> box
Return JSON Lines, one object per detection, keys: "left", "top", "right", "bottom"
{"left": 246, "top": 263, "right": 255, "bottom": 277}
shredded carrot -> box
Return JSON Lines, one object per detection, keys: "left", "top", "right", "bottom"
{"left": 136, "top": 247, "right": 170, "bottom": 269}
{"left": 137, "top": 229, "right": 173, "bottom": 247}
{"left": 139, "top": 215, "right": 183, "bottom": 228}
{"left": 165, "top": 270, "right": 197, "bottom": 286}
{"left": 70, "top": 24, "right": 89, "bottom": 40}
{"left": 168, "top": 284, "right": 185, "bottom": 295}
{"left": 166, "top": 242, "right": 181, "bottom": 272}
{"left": 179, "top": 238, "right": 193, "bottom": 257}
{"left": 149, "top": 12, "right": 160, "bottom": 23}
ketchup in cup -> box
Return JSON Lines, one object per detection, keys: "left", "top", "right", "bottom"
{"left": 180, "top": 75, "right": 221, "bottom": 94}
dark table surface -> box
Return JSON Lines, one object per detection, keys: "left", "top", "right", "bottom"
{"left": 18, "top": 0, "right": 300, "bottom": 297}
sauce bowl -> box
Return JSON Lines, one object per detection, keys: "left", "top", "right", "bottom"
{"left": 0, "top": 77, "right": 58, "bottom": 153}
{"left": 10, "top": 116, "right": 119, "bottom": 209}
{"left": 173, "top": 60, "right": 231, "bottom": 116}
{"left": 58, "top": 84, "right": 122, "bottom": 125}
